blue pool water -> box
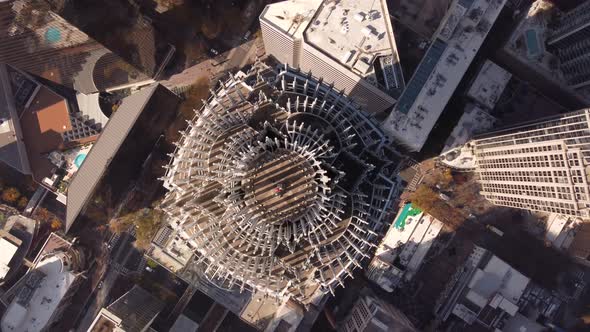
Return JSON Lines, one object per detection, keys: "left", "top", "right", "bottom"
{"left": 74, "top": 153, "right": 86, "bottom": 168}
{"left": 525, "top": 29, "right": 541, "bottom": 58}
{"left": 45, "top": 27, "right": 62, "bottom": 44}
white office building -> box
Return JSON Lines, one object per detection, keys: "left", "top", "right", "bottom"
{"left": 383, "top": 0, "right": 507, "bottom": 152}
{"left": 259, "top": 0, "right": 405, "bottom": 114}
{"left": 442, "top": 108, "right": 590, "bottom": 218}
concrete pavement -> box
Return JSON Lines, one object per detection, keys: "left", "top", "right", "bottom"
{"left": 161, "top": 39, "right": 259, "bottom": 89}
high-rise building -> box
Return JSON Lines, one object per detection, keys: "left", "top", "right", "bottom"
{"left": 382, "top": 0, "right": 507, "bottom": 152}
{"left": 442, "top": 108, "right": 590, "bottom": 218}
{"left": 547, "top": 1, "right": 590, "bottom": 95}
{"left": 158, "top": 60, "right": 407, "bottom": 312}
{"left": 340, "top": 290, "right": 417, "bottom": 332}
{"left": 0, "top": 0, "right": 170, "bottom": 93}
{"left": 0, "top": 233, "right": 85, "bottom": 332}
{"left": 259, "top": 0, "right": 405, "bottom": 114}
{"left": 86, "top": 285, "right": 164, "bottom": 332}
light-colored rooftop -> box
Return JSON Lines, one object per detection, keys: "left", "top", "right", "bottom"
{"left": 545, "top": 214, "right": 577, "bottom": 250}
{"left": 261, "top": 0, "right": 402, "bottom": 84}
{"left": 170, "top": 314, "right": 199, "bottom": 332}
{"left": 443, "top": 103, "right": 496, "bottom": 152}
{"left": 439, "top": 144, "right": 477, "bottom": 170}
{"left": 466, "top": 255, "right": 530, "bottom": 310}
{"left": 369, "top": 203, "right": 443, "bottom": 291}
{"left": 383, "top": 0, "right": 507, "bottom": 151}
{"left": 0, "top": 237, "right": 19, "bottom": 279}
{"left": 467, "top": 60, "right": 511, "bottom": 110}
{"left": 304, "top": 0, "right": 397, "bottom": 74}
{"left": 260, "top": 0, "right": 319, "bottom": 38}
{"left": 1, "top": 254, "right": 78, "bottom": 332}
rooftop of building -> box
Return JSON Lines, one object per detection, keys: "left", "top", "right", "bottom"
{"left": 466, "top": 60, "right": 512, "bottom": 110}
{"left": 260, "top": 0, "right": 319, "bottom": 38}
{"left": 383, "top": 0, "right": 507, "bottom": 151}
{"left": 102, "top": 285, "right": 164, "bottom": 332}
{"left": 368, "top": 202, "right": 443, "bottom": 291}
{"left": 170, "top": 314, "right": 199, "bottom": 332}
{"left": 1, "top": 253, "right": 79, "bottom": 332}
{"left": 0, "top": 232, "right": 21, "bottom": 279}
{"left": 442, "top": 103, "right": 496, "bottom": 152}
{"left": 304, "top": 0, "right": 396, "bottom": 70}
{"left": 261, "top": 0, "right": 403, "bottom": 91}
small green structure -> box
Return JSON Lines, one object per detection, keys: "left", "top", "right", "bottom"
{"left": 393, "top": 203, "right": 422, "bottom": 230}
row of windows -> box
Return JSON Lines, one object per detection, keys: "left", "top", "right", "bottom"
{"left": 483, "top": 186, "right": 570, "bottom": 200}
{"left": 488, "top": 194, "right": 577, "bottom": 212}
{"left": 481, "top": 182, "right": 574, "bottom": 194}
{"left": 480, "top": 174, "right": 555, "bottom": 183}
{"left": 479, "top": 160, "right": 565, "bottom": 169}
{"left": 476, "top": 144, "right": 562, "bottom": 158}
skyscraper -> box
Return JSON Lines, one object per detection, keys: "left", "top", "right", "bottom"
{"left": 259, "top": 0, "right": 405, "bottom": 113}
{"left": 547, "top": 1, "right": 590, "bottom": 95}
{"left": 442, "top": 109, "right": 590, "bottom": 218}
{"left": 0, "top": 0, "right": 169, "bottom": 93}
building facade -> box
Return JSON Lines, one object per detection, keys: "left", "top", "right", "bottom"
{"left": 340, "top": 291, "right": 417, "bottom": 332}
{"left": 548, "top": 1, "right": 590, "bottom": 94}
{"left": 259, "top": 0, "right": 404, "bottom": 114}
{"left": 442, "top": 109, "right": 590, "bottom": 218}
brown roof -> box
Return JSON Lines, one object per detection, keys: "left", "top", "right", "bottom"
{"left": 19, "top": 84, "right": 100, "bottom": 181}
{"left": 19, "top": 86, "right": 71, "bottom": 181}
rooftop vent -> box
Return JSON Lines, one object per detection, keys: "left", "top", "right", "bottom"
{"left": 354, "top": 12, "right": 366, "bottom": 22}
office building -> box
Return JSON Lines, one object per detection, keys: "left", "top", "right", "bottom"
{"left": 547, "top": 1, "right": 590, "bottom": 95}
{"left": 0, "top": 0, "right": 169, "bottom": 93}
{"left": 87, "top": 285, "right": 164, "bottom": 332}
{"left": 442, "top": 108, "right": 590, "bottom": 218}
{"left": 1, "top": 233, "right": 85, "bottom": 332}
{"left": 340, "top": 289, "right": 417, "bottom": 332}
{"left": 435, "top": 246, "right": 561, "bottom": 331}
{"left": 383, "top": 0, "right": 507, "bottom": 152}
{"left": 158, "top": 60, "right": 406, "bottom": 310}
{"left": 259, "top": 0, "right": 404, "bottom": 114}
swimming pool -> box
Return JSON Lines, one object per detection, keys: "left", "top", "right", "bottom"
{"left": 74, "top": 153, "right": 86, "bottom": 168}
{"left": 44, "top": 27, "right": 62, "bottom": 44}
{"left": 525, "top": 29, "right": 542, "bottom": 58}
